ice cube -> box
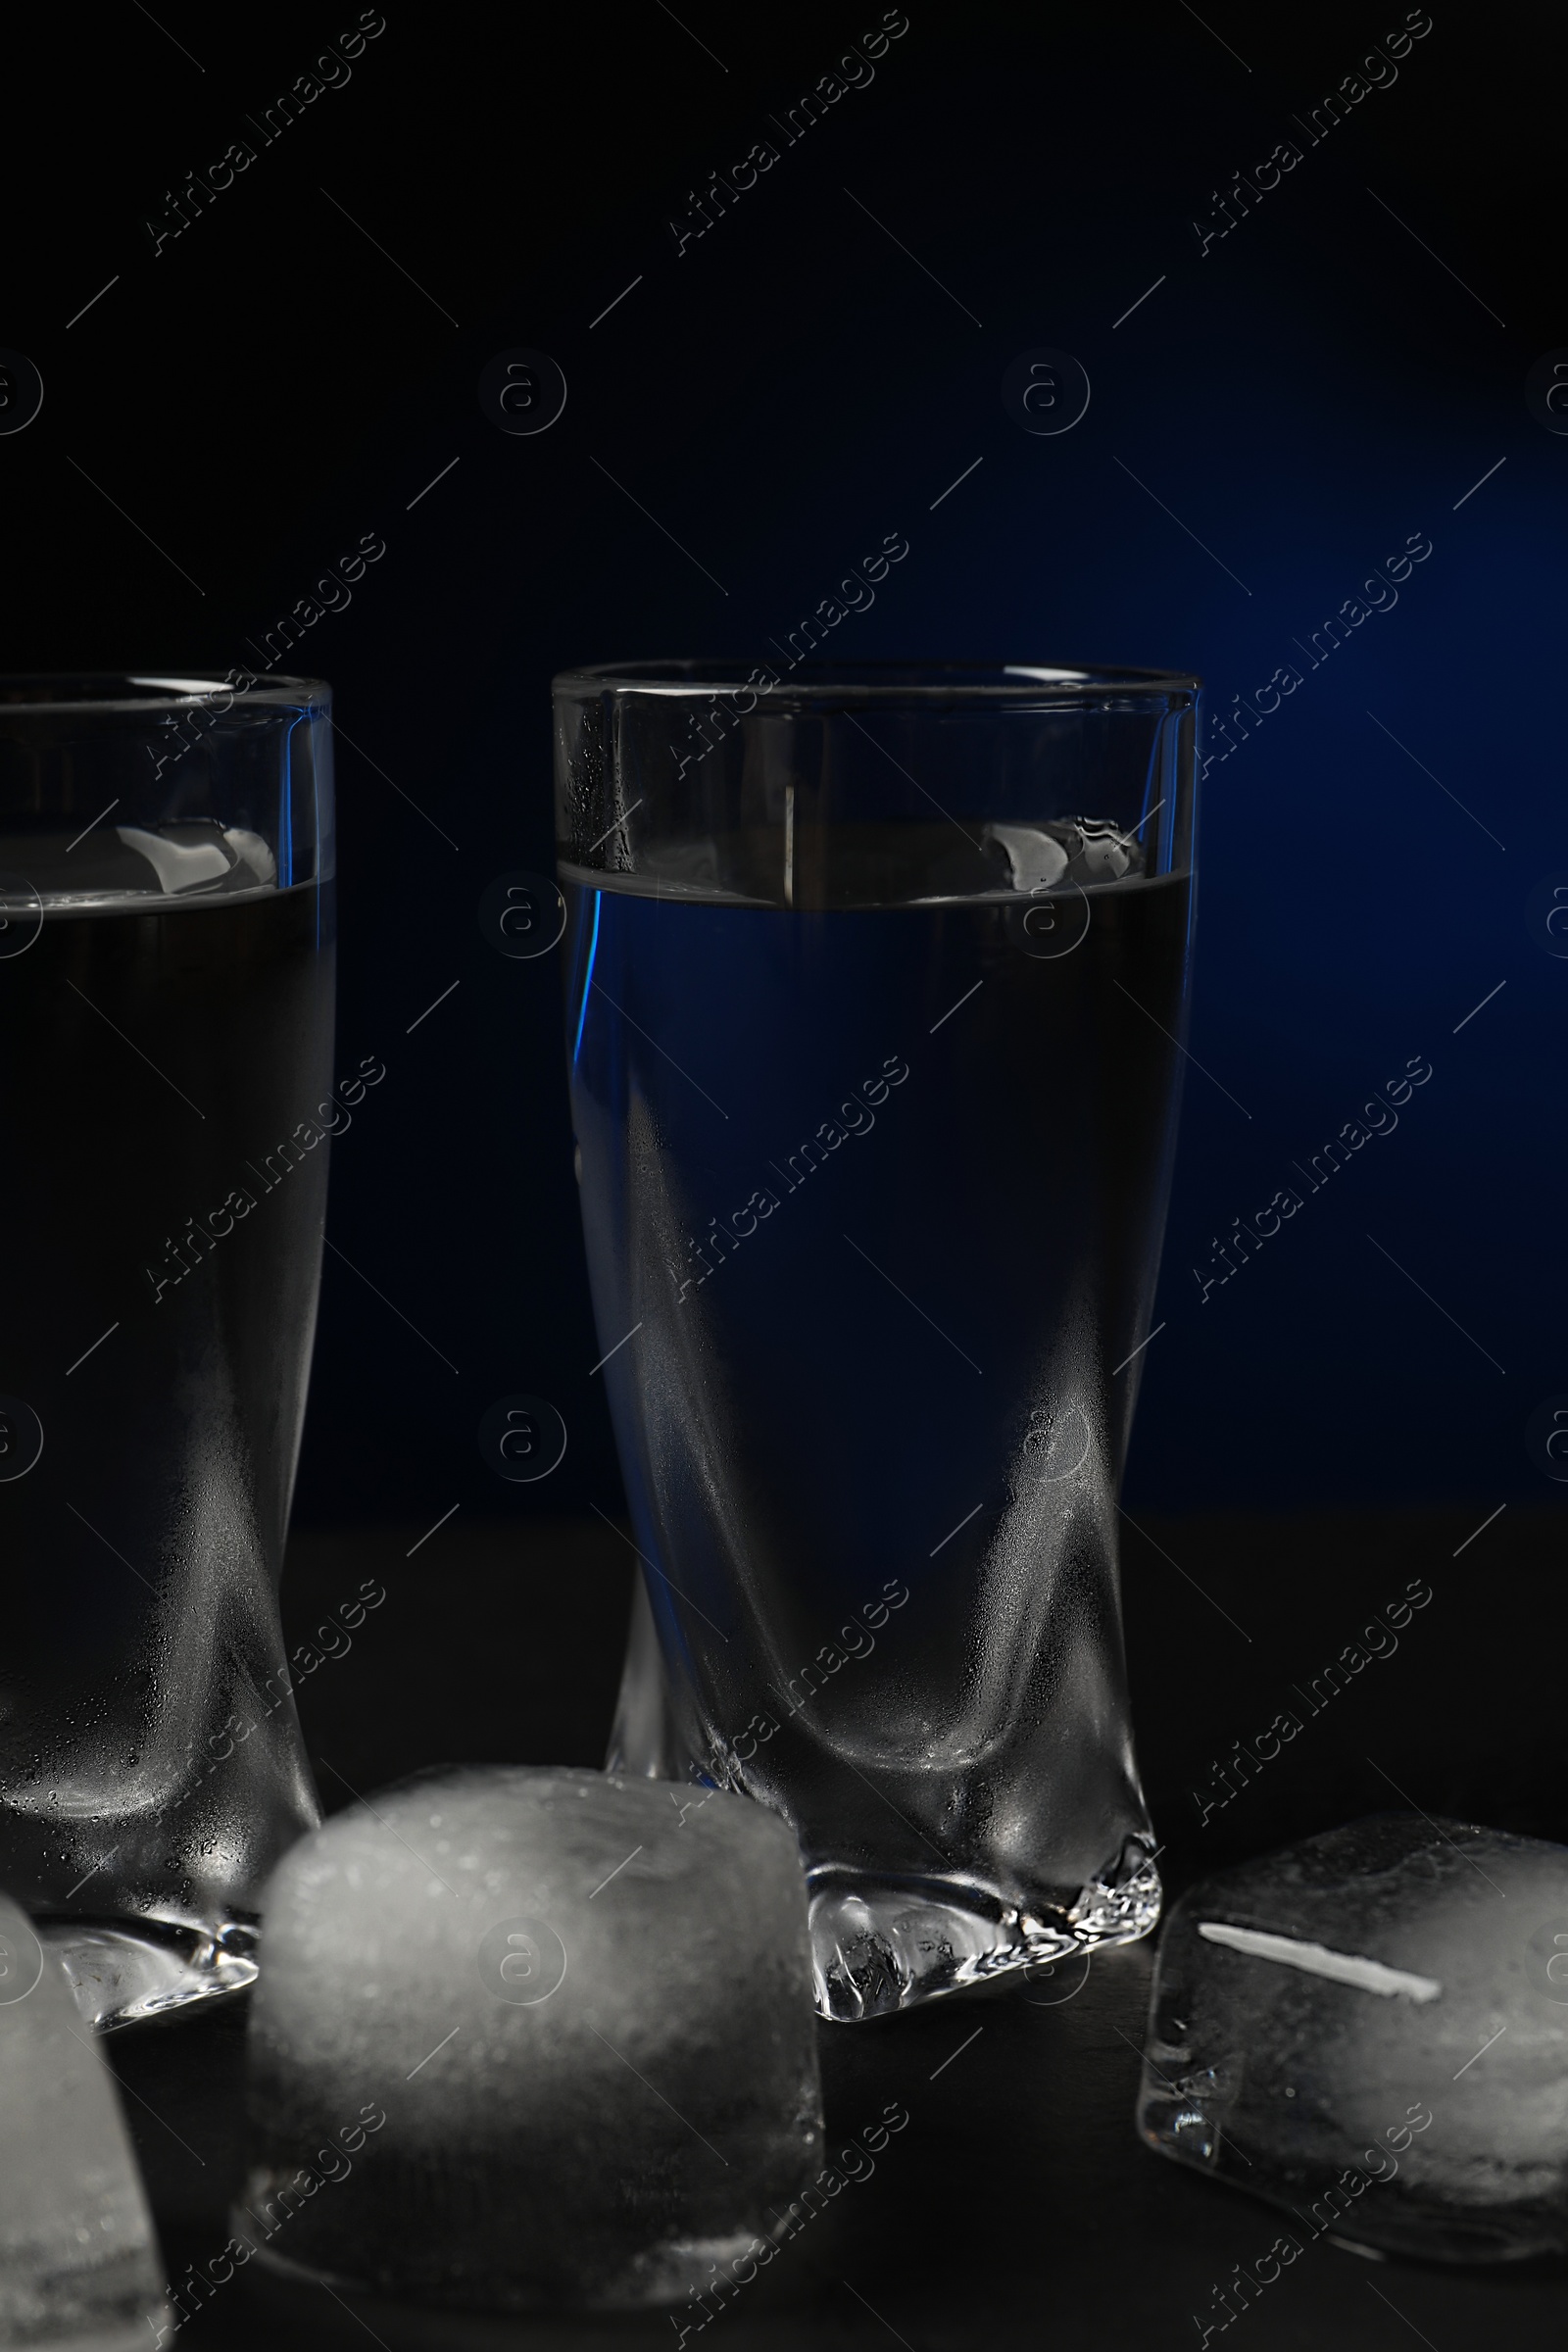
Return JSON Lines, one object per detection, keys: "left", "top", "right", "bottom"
{"left": 115, "top": 822, "right": 239, "bottom": 894}
{"left": 1137, "top": 1812, "right": 1568, "bottom": 2261}
{"left": 235, "top": 1766, "right": 823, "bottom": 2309}
{"left": 982, "top": 822, "right": 1070, "bottom": 892}
{"left": 0, "top": 1890, "right": 168, "bottom": 2344}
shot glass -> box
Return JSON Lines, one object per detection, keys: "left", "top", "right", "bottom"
{"left": 556, "top": 660, "right": 1198, "bottom": 2019}
{"left": 0, "top": 673, "right": 334, "bottom": 2027}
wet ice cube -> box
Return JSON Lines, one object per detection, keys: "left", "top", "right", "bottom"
{"left": 0, "top": 1890, "right": 168, "bottom": 2344}
{"left": 982, "top": 822, "right": 1071, "bottom": 892}
{"left": 236, "top": 1766, "right": 823, "bottom": 2309}
{"left": 1137, "top": 1812, "right": 1568, "bottom": 2260}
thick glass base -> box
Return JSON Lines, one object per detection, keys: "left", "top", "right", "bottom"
{"left": 234, "top": 2212, "right": 791, "bottom": 2315}
{"left": 610, "top": 1574, "right": 1161, "bottom": 2022}
{"left": 808, "top": 1839, "right": 1161, "bottom": 2021}
{"left": 39, "top": 1916, "right": 260, "bottom": 2032}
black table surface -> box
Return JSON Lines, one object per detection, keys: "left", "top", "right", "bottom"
{"left": 112, "top": 1505, "right": 1568, "bottom": 2349}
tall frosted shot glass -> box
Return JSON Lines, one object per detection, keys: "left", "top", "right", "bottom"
{"left": 0, "top": 674, "right": 334, "bottom": 2028}
{"left": 557, "top": 662, "right": 1199, "bottom": 2020}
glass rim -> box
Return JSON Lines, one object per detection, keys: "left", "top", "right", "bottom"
{"left": 0, "top": 671, "right": 331, "bottom": 717}
{"left": 555, "top": 658, "right": 1201, "bottom": 703}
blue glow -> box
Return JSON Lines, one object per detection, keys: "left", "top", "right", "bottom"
{"left": 278, "top": 711, "right": 298, "bottom": 893}
{"left": 573, "top": 890, "right": 601, "bottom": 1062}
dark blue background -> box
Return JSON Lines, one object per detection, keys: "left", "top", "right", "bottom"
{"left": 6, "top": 0, "right": 1561, "bottom": 1528}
